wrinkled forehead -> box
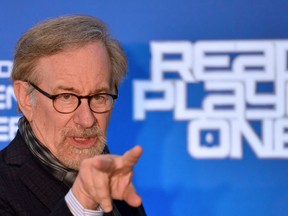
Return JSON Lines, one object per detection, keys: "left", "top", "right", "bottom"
{"left": 35, "top": 42, "right": 110, "bottom": 75}
{"left": 34, "top": 42, "right": 113, "bottom": 92}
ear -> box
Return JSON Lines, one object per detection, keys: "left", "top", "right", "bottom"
{"left": 13, "top": 80, "right": 34, "bottom": 121}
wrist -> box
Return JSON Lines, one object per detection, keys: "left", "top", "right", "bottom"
{"left": 71, "top": 184, "right": 99, "bottom": 210}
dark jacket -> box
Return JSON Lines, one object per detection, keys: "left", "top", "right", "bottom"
{"left": 0, "top": 131, "right": 146, "bottom": 216}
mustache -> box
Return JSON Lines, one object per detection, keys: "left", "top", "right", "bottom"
{"left": 62, "top": 126, "right": 105, "bottom": 138}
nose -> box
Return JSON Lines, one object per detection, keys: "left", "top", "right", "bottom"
{"left": 73, "top": 99, "right": 96, "bottom": 128}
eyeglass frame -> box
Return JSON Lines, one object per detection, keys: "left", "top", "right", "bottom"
{"left": 26, "top": 81, "right": 118, "bottom": 114}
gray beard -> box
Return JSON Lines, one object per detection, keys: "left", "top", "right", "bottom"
{"left": 56, "top": 135, "right": 107, "bottom": 170}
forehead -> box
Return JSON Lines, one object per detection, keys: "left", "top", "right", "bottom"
{"left": 35, "top": 41, "right": 112, "bottom": 92}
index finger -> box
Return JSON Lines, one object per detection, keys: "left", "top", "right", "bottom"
{"left": 91, "top": 146, "right": 143, "bottom": 173}
{"left": 122, "top": 145, "right": 143, "bottom": 167}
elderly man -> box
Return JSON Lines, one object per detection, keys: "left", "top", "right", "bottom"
{"left": 0, "top": 15, "right": 146, "bottom": 216}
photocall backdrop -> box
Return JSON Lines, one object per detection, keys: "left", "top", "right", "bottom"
{"left": 1, "top": 1, "right": 288, "bottom": 215}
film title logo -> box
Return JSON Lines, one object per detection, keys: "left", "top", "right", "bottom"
{"left": 0, "top": 60, "right": 19, "bottom": 144}
{"left": 133, "top": 40, "right": 288, "bottom": 159}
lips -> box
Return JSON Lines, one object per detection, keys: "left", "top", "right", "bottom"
{"left": 74, "top": 137, "right": 90, "bottom": 141}
{"left": 70, "top": 136, "right": 96, "bottom": 148}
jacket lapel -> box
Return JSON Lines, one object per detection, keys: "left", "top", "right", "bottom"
{"left": 4, "top": 132, "right": 69, "bottom": 211}
{"left": 19, "top": 158, "right": 69, "bottom": 210}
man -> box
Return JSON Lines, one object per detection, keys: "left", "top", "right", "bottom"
{"left": 0, "top": 15, "right": 146, "bottom": 216}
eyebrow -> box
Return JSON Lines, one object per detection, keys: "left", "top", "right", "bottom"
{"left": 53, "top": 85, "right": 110, "bottom": 95}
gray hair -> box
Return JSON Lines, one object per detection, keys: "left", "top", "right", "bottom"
{"left": 11, "top": 15, "right": 127, "bottom": 87}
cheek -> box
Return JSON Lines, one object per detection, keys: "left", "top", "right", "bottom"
{"left": 31, "top": 103, "right": 70, "bottom": 144}
{"left": 96, "top": 113, "right": 111, "bottom": 132}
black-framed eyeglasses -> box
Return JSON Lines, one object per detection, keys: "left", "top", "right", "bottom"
{"left": 28, "top": 82, "right": 118, "bottom": 114}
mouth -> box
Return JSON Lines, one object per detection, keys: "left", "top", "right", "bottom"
{"left": 69, "top": 136, "right": 97, "bottom": 149}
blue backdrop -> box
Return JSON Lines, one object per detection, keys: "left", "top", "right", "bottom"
{"left": 1, "top": 1, "right": 288, "bottom": 216}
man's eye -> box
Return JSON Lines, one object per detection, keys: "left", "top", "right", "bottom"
{"left": 93, "top": 95, "right": 101, "bottom": 100}
{"left": 93, "top": 95, "right": 106, "bottom": 103}
{"left": 58, "top": 94, "right": 73, "bottom": 101}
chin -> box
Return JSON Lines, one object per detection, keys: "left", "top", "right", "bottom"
{"left": 58, "top": 144, "right": 105, "bottom": 170}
